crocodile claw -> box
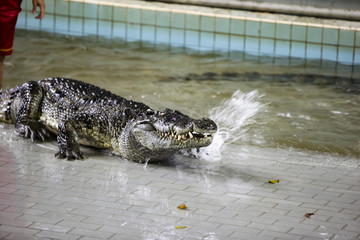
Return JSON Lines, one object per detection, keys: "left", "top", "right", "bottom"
{"left": 16, "top": 122, "right": 52, "bottom": 142}
{"left": 55, "top": 148, "right": 84, "bottom": 161}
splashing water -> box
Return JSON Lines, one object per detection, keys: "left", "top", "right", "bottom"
{"left": 194, "top": 90, "right": 264, "bottom": 162}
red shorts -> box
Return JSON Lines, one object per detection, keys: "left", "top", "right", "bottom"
{"left": 0, "top": 0, "right": 22, "bottom": 56}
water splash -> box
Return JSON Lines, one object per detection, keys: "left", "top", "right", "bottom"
{"left": 195, "top": 90, "right": 264, "bottom": 162}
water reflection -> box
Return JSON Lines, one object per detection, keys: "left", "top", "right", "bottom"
{"left": 2, "top": 30, "right": 360, "bottom": 168}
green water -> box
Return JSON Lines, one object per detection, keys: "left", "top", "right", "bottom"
{"left": 2, "top": 30, "right": 360, "bottom": 165}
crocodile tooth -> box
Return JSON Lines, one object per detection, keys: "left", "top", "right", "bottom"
{"left": 188, "top": 132, "right": 193, "bottom": 139}
{"left": 177, "top": 135, "right": 181, "bottom": 141}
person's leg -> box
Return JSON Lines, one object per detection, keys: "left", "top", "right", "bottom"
{"left": 0, "top": 55, "right": 4, "bottom": 89}
{"left": 0, "top": 0, "right": 22, "bottom": 89}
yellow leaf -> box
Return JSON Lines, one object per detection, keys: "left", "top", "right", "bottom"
{"left": 177, "top": 204, "right": 187, "bottom": 210}
{"left": 268, "top": 179, "right": 280, "bottom": 184}
{"left": 175, "top": 226, "right": 187, "bottom": 229}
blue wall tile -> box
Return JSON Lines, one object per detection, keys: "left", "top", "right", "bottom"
{"left": 84, "top": 19, "right": 97, "bottom": 35}
{"left": 46, "top": 0, "right": 55, "bottom": 14}
{"left": 84, "top": 4, "right": 98, "bottom": 19}
{"left": 128, "top": 8, "right": 141, "bottom": 24}
{"left": 141, "top": 9, "right": 155, "bottom": 25}
{"left": 70, "top": 2, "right": 83, "bottom": 18}
{"left": 230, "top": 35, "right": 245, "bottom": 51}
{"left": 127, "top": 23, "right": 141, "bottom": 41}
{"left": 261, "top": 22, "right": 275, "bottom": 38}
{"left": 112, "top": 22, "right": 126, "bottom": 39}
{"left": 98, "top": 20, "right": 112, "bottom": 37}
{"left": 26, "top": 12, "right": 41, "bottom": 30}
{"left": 260, "top": 38, "right": 275, "bottom": 55}
{"left": 55, "top": 16, "right": 68, "bottom": 33}
{"left": 69, "top": 17, "right": 83, "bottom": 35}
{"left": 200, "top": 32, "right": 214, "bottom": 48}
{"left": 16, "top": 11, "right": 26, "bottom": 29}
{"left": 275, "top": 40, "right": 290, "bottom": 56}
{"left": 356, "top": 31, "right": 360, "bottom": 47}
{"left": 156, "top": 27, "right": 170, "bottom": 44}
{"left": 186, "top": 14, "right": 200, "bottom": 30}
{"left": 292, "top": 25, "right": 306, "bottom": 42}
{"left": 245, "top": 37, "right": 259, "bottom": 54}
{"left": 41, "top": 14, "right": 55, "bottom": 32}
{"left": 171, "top": 13, "right": 185, "bottom": 29}
{"left": 307, "top": 27, "right": 322, "bottom": 43}
{"left": 201, "top": 16, "right": 215, "bottom": 32}
{"left": 306, "top": 43, "right": 321, "bottom": 59}
{"left": 339, "top": 29, "right": 355, "bottom": 47}
{"left": 55, "top": 0, "right": 69, "bottom": 15}
{"left": 185, "top": 30, "right": 199, "bottom": 48}
{"left": 230, "top": 19, "right": 244, "bottom": 35}
{"left": 215, "top": 17, "right": 230, "bottom": 34}
{"left": 156, "top": 11, "right": 170, "bottom": 27}
{"left": 290, "top": 42, "right": 306, "bottom": 58}
{"left": 323, "top": 28, "right": 338, "bottom": 45}
{"left": 113, "top": 7, "right": 127, "bottom": 22}
{"left": 276, "top": 24, "right": 291, "bottom": 40}
{"left": 142, "top": 25, "right": 156, "bottom": 42}
{"left": 171, "top": 28, "right": 185, "bottom": 46}
{"left": 99, "top": 5, "right": 112, "bottom": 21}
{"left": 338, "top": 46, "right": 354, "bottom": 63}
{"left": 15, "top": 1, "right": 359, "bottom": 65}
{"left": 322, "top": 45, "right": 337, "bottom": 61}
{"left": 22, "top": 0, "right": 30, "bottom": 11}
{"left": 246, "top": 21, "right": 260, "bottom": 37}
{"left": 214, "top": 33, "right": 229, "bottom": 51}
{"left": 354, "top": 48, "right": 360, "bottom": 64}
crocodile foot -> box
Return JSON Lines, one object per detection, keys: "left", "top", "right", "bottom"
{"left": 16, "top": 121, "right": 53, "bottom": 142}
{"left": 55, "top": 147, "right": 84, "bottom": 161}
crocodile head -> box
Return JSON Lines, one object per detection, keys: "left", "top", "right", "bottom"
{"left": 117, "top": 108, "right": 217, "bottom": 162}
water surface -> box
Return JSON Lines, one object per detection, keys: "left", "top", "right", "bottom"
{"left": 2, "top": 30, "right": 360, "bottom": 167}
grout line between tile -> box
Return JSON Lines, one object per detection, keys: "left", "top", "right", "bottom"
{"left": 67, "top": 0, "right": 360, "bottom": 31}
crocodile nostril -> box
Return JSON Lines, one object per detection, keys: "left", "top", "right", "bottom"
{"left": 194, "top": 118, "right": 217, "bottom": 131}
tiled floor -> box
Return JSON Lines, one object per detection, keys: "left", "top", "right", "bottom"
{"left": 0, "top": 125, "right": 359, "bottom": 239}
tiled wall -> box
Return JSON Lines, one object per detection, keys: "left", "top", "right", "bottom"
{"left": 16, "top": 0, "right": 360, "bottom": 65}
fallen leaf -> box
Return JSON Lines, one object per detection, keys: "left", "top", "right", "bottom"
{"left": 175, "top": 226, "right": 187, "bottom": 229}
{"left": 305, "top": 213, "right": 315, "bottom": 218}
{"left": 268, "top": 179, "right": 280, "bottom": 184}
{"left": 177, "top": 204, "right": 187, "bottom": 210}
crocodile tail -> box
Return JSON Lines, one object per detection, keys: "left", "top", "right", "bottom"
{"left": 0, "top": 87, "right": 19, "bottom": 123}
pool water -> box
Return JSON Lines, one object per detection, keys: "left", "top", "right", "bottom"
{"left": 2, "top": 30, "right": 360, "bottom": 168}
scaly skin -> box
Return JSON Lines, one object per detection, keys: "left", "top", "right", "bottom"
{"left": 0, "top": 78, "right": 217, "bottom": 161}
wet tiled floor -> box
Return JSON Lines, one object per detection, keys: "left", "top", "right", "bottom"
{"left": 0, "top": 130, "right": 359, "bottom": 239}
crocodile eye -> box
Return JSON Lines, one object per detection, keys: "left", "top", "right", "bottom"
{"left": 136, "top": 120, "right": 156, "bottom": 131}
{"left": 146, "top": 109, "right": 155, "bottom": 115}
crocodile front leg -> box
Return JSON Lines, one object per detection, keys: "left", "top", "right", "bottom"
{"left": 14, "top": 81, "right": 52, "bottom": 141}
{"left": 56, "top": 119, "right": 84, "bottom": 160}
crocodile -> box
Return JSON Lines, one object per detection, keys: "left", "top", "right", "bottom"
{"left": 0, "top": 78, "right": 217, "bottom": 162}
